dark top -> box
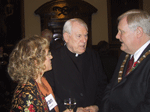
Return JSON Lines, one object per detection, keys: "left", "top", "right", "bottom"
{"left": 44, "top": 46, "right": 107, "bottom": 111}
{"left": 10, "top": 78, "right": 55, "bottom": 112}
{"left": 101, "top": 44, "right": 150, "bottom": 112}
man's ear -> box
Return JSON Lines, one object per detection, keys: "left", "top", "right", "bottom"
{"left": 63, "top": 32, "right": 70, "bottom": 43}
{"left": 136, "top": 26, "right": 143, "bottom": 38}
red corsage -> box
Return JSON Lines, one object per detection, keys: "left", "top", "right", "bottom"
{"left": 133, "top": 62, "right": 138, "bottom": 67}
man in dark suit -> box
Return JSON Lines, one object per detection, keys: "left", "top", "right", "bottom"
{"left": 101, "top": 9, "right": 150, "bottom": 112}
{"left": 44, "top": 18, "right": 107, "bottom": 112}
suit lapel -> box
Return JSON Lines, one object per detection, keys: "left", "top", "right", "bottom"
{"left": 124, "top": 44, "right": 150, "bottom": 77}
{"left": 137, "top": 44, "right": 150, "bottom": 60}
{"left": 114, "top": 44, "right": 150, "bottom": 89}
{"left": 123, "top": 56, "right": 130, "bottom": 77}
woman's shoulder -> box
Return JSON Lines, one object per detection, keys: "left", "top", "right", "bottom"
{"left": 12, "top": 79, "right": 38, "bottom": 97}
{"left": 12, "top": 79, "right": 39, "bottom": 99}
{"left": 10, "top": 79, "right": 45, "bottom": 111}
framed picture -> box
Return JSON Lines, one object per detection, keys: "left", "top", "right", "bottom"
{"left": 107, "top": 0, "right": 143, "bottom": 45}
{"left": 0, "top": 0, "right": 24, "bottom": 54}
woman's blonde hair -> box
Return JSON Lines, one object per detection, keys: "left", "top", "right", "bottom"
{"left": 8, "top": 35, "right": 49, "bottom": 84}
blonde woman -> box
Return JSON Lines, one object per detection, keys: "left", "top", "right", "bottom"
{"left": 8, "top": 36, "right": 59, "bottom": 112}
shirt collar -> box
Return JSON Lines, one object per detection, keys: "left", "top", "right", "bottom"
{"left": 133, "top": 40, "right": 150, "bottom": 62}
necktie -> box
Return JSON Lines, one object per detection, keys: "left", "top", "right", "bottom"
{"left": 125, "top": 56, "right": 134, "bottom": 76}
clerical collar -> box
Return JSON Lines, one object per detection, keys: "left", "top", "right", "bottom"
{"left": 65, "top": 46, "right": 81, "bottom": 58}
{"left": 75, "top": 53, "right": 79, "bottom": 57}
{"left": 65, "top": 45, "right": 81, "bottom": 57}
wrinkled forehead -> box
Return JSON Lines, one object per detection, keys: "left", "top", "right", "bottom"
{"left": 71, "top": 22, "right": 88, "bottom": 32}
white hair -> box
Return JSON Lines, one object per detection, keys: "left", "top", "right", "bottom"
{"left": 118, "top": 9, "right": 150, "bottom": 36}
{"left": 63, "top": 18, "right": 88, "bottom": 35}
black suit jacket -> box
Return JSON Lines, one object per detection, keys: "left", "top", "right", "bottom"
{"left": 101, "top": 44, "right": 150, "bottom": 112}
{"left": 44, "top": 46, "right": 107, "bottom": 111}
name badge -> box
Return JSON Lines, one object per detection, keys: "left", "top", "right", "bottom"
{"left": 45, "top": 94, "right": 57, "bottom": 111}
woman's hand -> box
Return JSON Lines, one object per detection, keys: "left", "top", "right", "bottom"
{"left": 76, "top": 107, "right": 86, "bottom": 112}
{"left": 84, "top": 105, "right": 99, "bottom": 112}
{"left": 63, "top": 109, "right": 74, "bottom": 112}
{"left": 76, "top": 105, "right": 99, "bottom": 112}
